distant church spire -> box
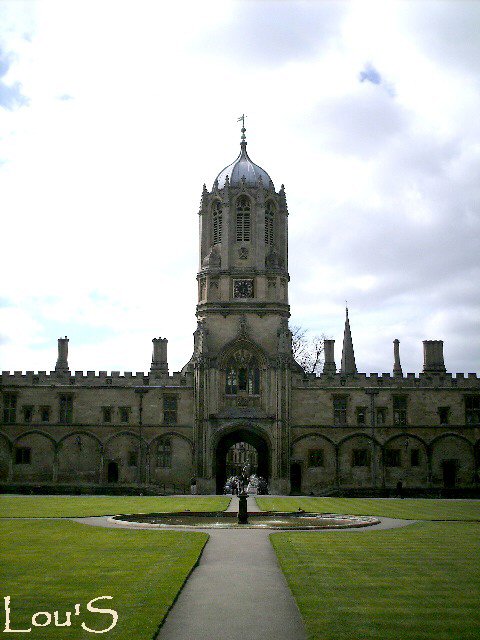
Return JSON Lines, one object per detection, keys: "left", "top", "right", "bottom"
{"left": 340, "top": 307, "right": 357, "bottom": 375}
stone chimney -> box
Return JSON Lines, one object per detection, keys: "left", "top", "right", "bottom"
{"left": 151, "top": 338, "right": 169, "bottom": 374}
{"left": 55, "top": 336, "right": 70, "bottom": 374}
{"left": 423, "top": 340, "right": 446, "bottom": 374}
{"left": 393, "top": 339, "right": 403, "bottom": 377}
{"left": 323, "top": 339, "right": 336, "bottom": 375}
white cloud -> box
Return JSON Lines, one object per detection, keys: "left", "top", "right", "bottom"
{"left": 0, "top": 0, "right": 478, "bottom": 376}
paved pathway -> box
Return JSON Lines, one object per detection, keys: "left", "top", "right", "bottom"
{"left": 156, "top": 496, "right": 305, "bottom": 640}
{"left": 74, "top": 499, "right": 417, "bottom": 640}
{"left": 225, "top": 494, "right": 261, "bottom": 512}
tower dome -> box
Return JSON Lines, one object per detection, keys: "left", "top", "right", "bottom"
{"left": 214, "top": 123, "right": 274, "bottom": 189}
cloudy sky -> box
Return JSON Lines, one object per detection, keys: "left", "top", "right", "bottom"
{"left": 0, "top": 0, "right": 479, "bottom": 376}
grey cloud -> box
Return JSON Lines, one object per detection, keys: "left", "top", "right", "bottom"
{"left": 311, "top": 88, "right": 407, "bottom": 157}
{"left": 314, "top": 195, "right": 480, "bottom": 303}
{"left": 400, "top": 2, "right": 480, "bottom": 75}
{"left": 289, "top": 103, "right": 480, "bottom": 373}
{"left": 192, "top": 1, "right": 347, "bottom": 67}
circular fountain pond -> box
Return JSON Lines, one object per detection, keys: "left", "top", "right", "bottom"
{"left": 110, "top": 511, "right": 380, "bottom": 530}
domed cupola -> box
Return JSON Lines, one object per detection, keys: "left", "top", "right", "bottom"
{"left": 215, "top": 122, "right": 274, "bottom": 189}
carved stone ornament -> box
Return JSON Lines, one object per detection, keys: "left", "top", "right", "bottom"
{"left": 239, "top": 315, "right": 248, "bottom": 336}
{"left": 238, "top": 246, "right": 249, "bottom": 260}
{"left": 265, "top": 248, "right": 284, "bottom": 269}
{"left": 202, "top": 246, "right": 221, "bottom": 268}
{"left": 194, "top": 320, "right": 209, "bottom": 355}
{"left": 229, "top": 347, "right": 257, "bottom": 366}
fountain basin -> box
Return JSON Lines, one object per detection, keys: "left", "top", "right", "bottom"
{"left": 110, "top": 511, "right": 380, "bottom": 529}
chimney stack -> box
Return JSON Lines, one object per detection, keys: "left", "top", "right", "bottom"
{"left": 393, "top": 339, "right": 403, "bottom": 377}
{"left": 423, "top": 340, "right": 446, "bottom": 374}
{"left": 151, "top": 338, "right": 169, "bottom": 374}
{"left": 322, "top": 339, "right": 336, "bottom": 375}
{"left": 55, "top": 336, "right": 70, "bottom": 374}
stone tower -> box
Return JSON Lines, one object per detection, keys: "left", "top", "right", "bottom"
{"left": 192, "top": 123, "right": 294, "bottom": 494}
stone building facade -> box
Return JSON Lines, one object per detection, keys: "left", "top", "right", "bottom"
{"left": 1, "top": 127, "right": 479, "bottom": 495}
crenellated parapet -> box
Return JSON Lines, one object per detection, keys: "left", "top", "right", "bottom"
{"left": 0, "top": 369, "right": 193, "bottom": 388}
{"left": 293, "top": 370, "right": 480, "bottom": 390}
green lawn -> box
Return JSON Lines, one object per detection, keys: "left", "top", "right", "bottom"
{"left": 256, "top": 497, "right": 480, "bottom": 521}
{"left": 1, "top": 519, "right": 207, "bottom": 639}
{"left": 0, "top": 495, "right": 230, "bottom": 518}
{"left": 271, "top": 522, "right": 480, "bottom": 640}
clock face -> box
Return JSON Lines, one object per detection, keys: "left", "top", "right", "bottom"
{"left": 233, "top": 279, "right": 254, "bottom": 299}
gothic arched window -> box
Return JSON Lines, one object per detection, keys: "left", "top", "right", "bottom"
{"left": 265, "top": 200, "right": 275, "bottom": 245}
{"left": 236, "top": 196, "right": 251, "bottom": 242}
{"left": 156, "top": 437, "right": 172, "bottom": 468}
{"left": 225, "top": 350, "right": 260, "bottom": 395}
{"left": 212, "top": 200, "right": 222, "bottom": 245}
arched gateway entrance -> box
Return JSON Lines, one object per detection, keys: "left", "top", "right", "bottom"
{"left": 214, "top": 428, "right": 270, "bottom": 494}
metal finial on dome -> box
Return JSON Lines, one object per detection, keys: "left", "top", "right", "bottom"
{"left": 237, "top": 114, "right": 247, "bottom": 148}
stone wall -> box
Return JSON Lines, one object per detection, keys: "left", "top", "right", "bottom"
{"left": 1, "top": 368, "right": 479, "bottom": 494}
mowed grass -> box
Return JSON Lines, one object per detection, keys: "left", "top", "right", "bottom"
{"left": 271, "top": 522, "right": 480, "bottom": 640}
{"left": 256, "top": 497, "right": 480, "bottom": 521}
{"left": 1, "top": 519, "right": 208, "bottom": 639}
{"left": 0, "top": 495, "right": 230, "bottom": 518}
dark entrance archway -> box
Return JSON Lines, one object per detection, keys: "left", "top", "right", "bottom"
{"left": 290, "top": 462, "right": 302, "bottom": 494}
{"left": 442, "top": 459, "right": 457, "bottom": 488}
{"left": 107, "top": 461, "right": 119, "bottom": 483}
{"left": 214, "top": 428, "right": 269, "bottom": 494}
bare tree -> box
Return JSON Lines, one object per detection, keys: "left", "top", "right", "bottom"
{"left": 291, "top": 325, "right": 328, "bottom": 375}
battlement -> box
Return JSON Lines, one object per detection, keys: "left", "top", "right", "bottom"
{"left": 293, "top": 370, "right": 480, "bottom": 389}
{"left": 0, "top": 369, "right": 193, "bottom": 388}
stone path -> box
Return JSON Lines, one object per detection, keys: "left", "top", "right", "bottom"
{"left": 74, "top": 498, "right": 417, "bottom": 640}
{"left": 156, "top": 496, "right": 305, "bottom": 640}
{"left": 225, "top": 494, "right": 261, "bottom": 512}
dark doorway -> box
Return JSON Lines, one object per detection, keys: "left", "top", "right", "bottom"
{"left": 226, "top": 442, "right": 258, "bottom": 478}
{"left": 442, "top": 460, "right": 457, "bottom": 488}
{"left": 215, "top": 429, "right": 269, "bottom": 494}
{"left": 107, "top": 461, "right": 119, "bottom": 483}
{"left": 290, "top": 462, "right": 302, "bottom": 494}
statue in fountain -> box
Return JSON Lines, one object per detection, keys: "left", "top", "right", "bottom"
{"left": 237, "top": 463, "right": 250, "bottom": 524}
{"left": 239, "top": 463, "right": 251, "bottom": 494}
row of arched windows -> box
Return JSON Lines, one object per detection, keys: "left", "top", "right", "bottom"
{"left": 211, "top": 197, "right": 276, "bottom": 245}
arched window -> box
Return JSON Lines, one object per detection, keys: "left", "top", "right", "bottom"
{"left": 265, "top": 200, "right": 275, "bottom": 245}
{"left": 157, "top": 438, "right": 172, "bottom": 468}
{"left": 212, "top": 200, "right": 222, "bottom": 245}
{"left": 225, "top": 350, "right": 260, "bottom": 395}
{"left": 236, "top": 196, "right": 251, "bottom": 242}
